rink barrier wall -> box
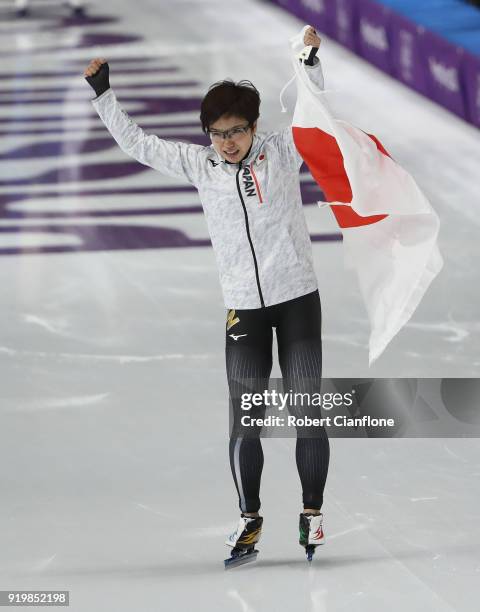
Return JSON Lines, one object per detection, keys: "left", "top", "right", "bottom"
{"left": 268, "top": 0, "right": 480, "bottom": 128}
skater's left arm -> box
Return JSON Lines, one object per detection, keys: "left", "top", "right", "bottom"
{"left": 271, "top": 26, "right": 324, "bottom": 171}
{"left": 299, "top": 26, "right": 324, "bottom": 91}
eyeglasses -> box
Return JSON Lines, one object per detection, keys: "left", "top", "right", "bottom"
{"left": 208, "top": 123, "right": 251, "bottom": 142}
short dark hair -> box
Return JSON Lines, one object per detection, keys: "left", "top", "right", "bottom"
{"left": 200, "top": 79, "right": 260, "bottom": 135}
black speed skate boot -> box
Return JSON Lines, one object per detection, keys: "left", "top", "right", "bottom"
{"left": 224, "top": 514, "right": 263, "bottom": 569}
{"left": 299, "top": 512, "right": 325, "bottom": 562}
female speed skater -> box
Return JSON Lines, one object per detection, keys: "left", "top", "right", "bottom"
{"left": 84, "top": 25, "right": 330, "bottom": 566}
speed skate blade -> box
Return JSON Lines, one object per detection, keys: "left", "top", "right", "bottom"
{"left": 224, "top": 549, "right": 259, "bottom": 569}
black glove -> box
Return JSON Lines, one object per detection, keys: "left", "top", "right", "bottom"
{"left": 85, "top": 62, "right": 110, "bottom": 98}
{"left": 302, "top": 47, "right": 319, "bottom": 66}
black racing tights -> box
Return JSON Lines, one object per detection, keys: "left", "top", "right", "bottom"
{"left": 226, "top": 289, "right": 330, "bottom": 513}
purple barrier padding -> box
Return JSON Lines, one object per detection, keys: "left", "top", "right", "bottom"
{"left": 268, "top": 0, "right": 477, "bottom": 128}
{"left": 300, "top": 0, "right": 336, "bottom": 36}
{"left": 270, "top": 0, "right": 335, "bottom": 36}
{"left": 463, "top": 52, "right": 480, "bottom": 128}
{"left": 331, "top": 0, "right": 359, "bottom": 52}
{"left": 389, "top": 11, "right": 429, "bottom": 96}
{"left": 419, "top": 29, "right": 468, "bottom": 120}
{"left": 356, "top": 0, "right": 393, "bottom": 73}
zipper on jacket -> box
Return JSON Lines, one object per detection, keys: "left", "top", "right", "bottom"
{"left": 236, "top": 161, "right": 265, "bottom": 308}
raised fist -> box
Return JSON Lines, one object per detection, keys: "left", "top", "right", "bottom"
{"left": 84, "top": 58, "right": 110, "bottom": 98}
{"left": 303, "top": 26, "right": 321, "bottom": 48}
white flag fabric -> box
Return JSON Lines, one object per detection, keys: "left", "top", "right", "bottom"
{"left": 288, "top": 27, "right": 443, "bottom": 365}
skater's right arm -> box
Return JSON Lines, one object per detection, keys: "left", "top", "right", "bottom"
{"left": 84, "top": 59, "right": 202, "bottom": 185}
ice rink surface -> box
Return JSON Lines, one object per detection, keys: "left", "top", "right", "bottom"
{"left": 0, "top": 1, "right": 479, "bottom": 610}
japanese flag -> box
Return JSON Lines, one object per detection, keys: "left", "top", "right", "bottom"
{"left": 289, "top": 27, "right": 443, "bottom": 365}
